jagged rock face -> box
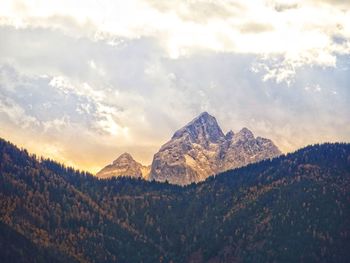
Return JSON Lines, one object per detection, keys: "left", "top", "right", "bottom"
{"left": 150, "top": 112, "right": 224, "bottom": 184}
{"left": 98, "top": 112, "right": 281, "bottom": 185}
{"left": 150, "top": 112, "right": 281, "bottom": 185}
{"left": 219, "top": 129, "right": 282, "bottom": 172}
{"left": 96, "top": 153, "right": 150, "bottom": 179}
{"left": 171, "top": 112, "right": 225, "bottom": 145}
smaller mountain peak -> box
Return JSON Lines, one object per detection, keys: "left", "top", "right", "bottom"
{"left": 239, "top": 127, "right": 253, "bottom": 134}
{"left": 237, "top": 127, "right": 254, "bottom": 139}
{"left": 113, "top": 152, "right": 134, "bottom": 164}
{"left": 225, "top": 130, "right": 234, "bottom": 140}
{"left": 120, "top": 152, "right": 133, "bottom": 158}
{"left": 97, "top": 152, "right": 148, "bottom": 179}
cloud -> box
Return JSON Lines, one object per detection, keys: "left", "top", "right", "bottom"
{"left": 145, "top": 0, "right": 242, "bottom": 23}
{"left": 239, "top": 22, "right": 274, "bottom": 34}
{"left": 274, "top": 3, "right": 299, "bottom": 12}
{"left": 0, "top": 63, "right": 145, "bottom": 170}
{"left": 0, "top": 1, "right": 349, "bottom": 172}
{"left": 0, "top": 0, "right": 349, "bottom": 83}
{"left": 309, "top": 0, "right": 350, "bottom": 8}
{"left": 0, "top": 94, "right": 39, "bottom": 128}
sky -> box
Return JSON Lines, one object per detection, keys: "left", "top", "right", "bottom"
{"left": 0, "top": 0, "right": 349, "bottom": 173}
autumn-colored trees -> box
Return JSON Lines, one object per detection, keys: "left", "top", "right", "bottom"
{"left": 0, "top": 138, "right": 350, "bottom": 262}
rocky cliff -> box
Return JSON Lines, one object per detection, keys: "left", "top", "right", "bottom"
{"left": 97, "top": 112, "right": 281, "bottom": 185}
{"left": 149, "top": 112, "right": 281, "bottom": 185}
{"left": 96, "top": 152, "right": 150, "bottom": 179}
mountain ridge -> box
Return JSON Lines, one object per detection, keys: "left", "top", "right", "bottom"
{"left": 150, "top": 112, "right": 281, "bottom": 185}
{"left": 97, "top": 112, "right": 281, "bottom": 184}
{"left": 0, "top": 138, "right": 349, "bottom": 262}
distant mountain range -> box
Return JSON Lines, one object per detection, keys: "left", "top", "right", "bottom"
{"left": 97, "top": 112, "right": 281, "bottom": 185}
{"left": 0, "top": 138, "right": 349, "bottom": 262}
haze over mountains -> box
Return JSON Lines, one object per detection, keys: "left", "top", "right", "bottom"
{"left": 97, "top": 112, "right": 281, "bottom": 185}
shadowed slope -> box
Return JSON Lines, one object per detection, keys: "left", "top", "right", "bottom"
{"left": 0, "top": 138, "right": 349, "bottom": 262}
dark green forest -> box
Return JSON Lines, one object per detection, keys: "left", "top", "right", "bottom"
{"left": 0, "top": 138, "right": 349, "bottom": 262}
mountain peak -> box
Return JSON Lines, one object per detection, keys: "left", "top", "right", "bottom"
{"left": 171, "top": 112, "right": 224, "bottom": 143}
{"left": 225, "top": 130, "right": 234, "bottom": 140}
{"left": 151, "top": 114, "right": 281, "bottom": 185}
{"left": 236, "top": 127, "right": 254, "bottom": 140}
{"left": 197, "top": 111, "right": 210, "bottom": 119}
{"left": 185, "top": 112, "right": 216, "bottom": 126}
{"left": 113, "top": 152, "right": 134, "bottom": 164}
{"left": 97, "top": 152, "right": 150, "bottom": 179}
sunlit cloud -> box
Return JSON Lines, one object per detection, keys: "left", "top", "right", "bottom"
{"left": 1, "top": 0, "right": 349, "bottom": 82}
{"left": 0, "top": 0, "right": 349, "bottom": 172}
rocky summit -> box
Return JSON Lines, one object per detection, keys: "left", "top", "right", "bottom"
{"left": 149, "top": 112, "right": 281, "bottom": 185}
{"left": 97, "top": 112, "right": 281, "bottom": 185}
{"left": 96, "top": 152, "right": 150, "bottom": 179}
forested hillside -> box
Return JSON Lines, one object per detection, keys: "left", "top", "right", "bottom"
{"left": 0, "top": 138, "right": 349, "bottom": 262}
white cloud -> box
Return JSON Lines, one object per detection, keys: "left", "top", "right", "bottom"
{"left": 305, "top": 84, "right": 322, "bottom": 92}
{"left": 0, "top": 1, "right": 349, "bottom": 172}
{"left": 49, "top": 76, "right": 104, "bottom": 100}
{"left": 42, "top": 115, "right": 71, "bottom": 132}
{"left": 0, "top": 94, "right": 39, "bottom": 128}
{"left": 1, "top": 0, "right": 349, "bottom": 83}
{"left": 88, "top": 60, "right": 106, "bottom": 76}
